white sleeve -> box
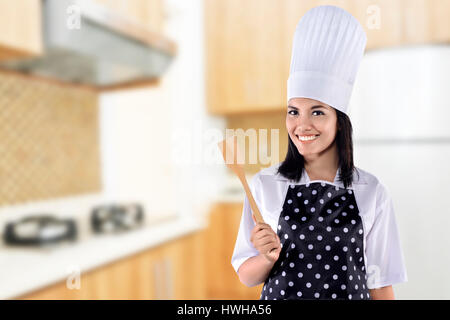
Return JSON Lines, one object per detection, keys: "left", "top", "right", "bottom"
{"left": 364, "top": 183, "right": 408, "bottom": 289}
{"left": 231, "top": 175, "right": 260, "bottom": 275}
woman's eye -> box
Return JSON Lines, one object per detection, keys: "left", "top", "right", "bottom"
{"left": 288, "top": 110, "right": 324, "bottom": 116}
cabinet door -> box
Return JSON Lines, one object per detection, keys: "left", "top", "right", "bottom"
{"left": 347, "top": 0, "right": 403, "bottom": 50}
{"left": 0, "top": 0, "right": 42, "bottom": 60}
{"left": 161, "top": 232, "right": 207, "bottom": 299}
{"left": 205, "top": 0, "right": 286, "bottom": 115}
{"left": 429, "top": 0, "right": 450, "bottom": 43}
{"left": 86, "top": 247, "right": 164, "bottom": 299}
{"left": 93, "top": 0, "right": 164, "bottom": 32}
{"left": 349, "top": 0, "right": 450, "bottom": 49}
{"left": 204, "top": 202, "right": 263, "bottom": 299}
{"left": 17, "top": 246, "right": 164, "bottom": 300}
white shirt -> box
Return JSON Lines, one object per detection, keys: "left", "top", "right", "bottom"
{"left": 231, "top": 162, "right": 408, "bottom": 290}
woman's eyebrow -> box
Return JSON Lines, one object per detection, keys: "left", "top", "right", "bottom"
{"left": 287, "top": 105, "right": 326, "bottom": 110}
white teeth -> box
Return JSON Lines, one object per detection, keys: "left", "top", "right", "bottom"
{"left": 297, "top": 135, "right": 319, "bottom": 141}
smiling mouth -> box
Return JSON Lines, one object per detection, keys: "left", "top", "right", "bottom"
{"left": 296, "top": 134, "right": 320, "bottom": 142}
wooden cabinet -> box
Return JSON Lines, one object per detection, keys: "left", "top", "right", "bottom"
{"left": 428, "top": 0, "right": 450, "bottom": 43}
{"left": 205, "top": 0, "right": 287, "bottom": 115}
{"left": 349, "top": 0, "right": 441, "bottom": 49}
{"left": 18, "top": 232, "right": 206, "bottom": 300}
{"left": 162, "top": 231, "right": 207, "bottom": 299}
{"left": 93, "top": 0, "right": 164, "bottom": 33}
{"left": 0, "top": 0, "right": 42, "bottom": 61}
{"left": 16, "top": 246, "right": 160, "bottom": 299}
{"left": 204, "top": 202, "right": 263, "bottom": 299}
{"left": 205, "top": 0, "right": 450, "bottom": 115}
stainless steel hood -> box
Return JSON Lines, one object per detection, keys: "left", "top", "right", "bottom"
{"left": 0, "top": 0, "right": 176, "bottom": 88}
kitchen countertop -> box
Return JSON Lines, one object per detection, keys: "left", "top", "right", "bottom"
{"left": 0, "top": 172, "right": 246, "bottom": 300}
{"left": 0, "top": 214, "right": 206, "bottom": 299}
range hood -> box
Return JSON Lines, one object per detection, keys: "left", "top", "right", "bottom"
{"left": 0, "top": 0, "right": 176, "bottom": 88}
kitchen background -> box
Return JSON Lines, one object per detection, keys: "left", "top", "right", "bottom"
{"left": 0, "top": 0, "right": 448, "bottom": 300}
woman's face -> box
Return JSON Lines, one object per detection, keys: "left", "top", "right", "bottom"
{"left": 286, "top": 97, "right": 338, "bottom": 158}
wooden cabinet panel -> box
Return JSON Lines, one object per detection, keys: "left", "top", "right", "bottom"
{"left": 205, "top": 0, "right": 450, "bottom": 115}
{"left": 93, "top": 0, "right": 164, "bottom": 33}
{"left": 162, "top": 232, "right": 207, "bottom": 299}
{"left": 341, "top": 0, "right": 450, "bottom": 49}
{"left": 402, "top": 0, "right": 431, "bottom": 45}
{"left": 349, "top": 0, "right": 404, "bottom": 50}
{"left": 204, "top": 202, "right": 263, "bottom": 299}
{"left": 425, "top": 0, "right": 450, "bottom": 43}
{"left": 205, "top": 0, "right": 286, "bottom": 115}
{"left": 19, "top": 247, "right": 164, "bottom": 300}
{"left": 0, "top": 0, "right": 42, "bottom": 61}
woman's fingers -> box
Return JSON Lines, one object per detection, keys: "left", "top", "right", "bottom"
{"left": 251, "top": 224, "right": 269, "bottom": 241}
{"left": 250, "top": 220, "right": 280, "bottom": 256}
{"left": 253, "top": 222, "right": 271, "bottom": 232}
{"left": 252, "top": 227, "right": 274, "bottom": 242}
{"left": 255, "top": 234, "right": 276, "bottom": 246}
{"left": 251, "top": 228, "right": 270, "bottom": 244}
{"left": 261, "top": 242, "right": 279, "bottom": 255}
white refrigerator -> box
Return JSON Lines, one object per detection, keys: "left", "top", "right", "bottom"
{"left": 349, "top": 44, "right": 450, "bottom": 299}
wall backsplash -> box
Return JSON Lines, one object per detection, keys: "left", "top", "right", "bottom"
{"left": 0, "top": 71, "right": 101, "bottom": 206}
{"left": 226, "top": 110, "right": 288, "bottom": 175}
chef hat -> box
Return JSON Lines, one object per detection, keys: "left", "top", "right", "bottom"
{"left": 287, "top": 5, "right": 367, "bottom": 115}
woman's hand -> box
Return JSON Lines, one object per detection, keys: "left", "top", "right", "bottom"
{"left": 250, "top": 214, "right": 282, "bottom": 263}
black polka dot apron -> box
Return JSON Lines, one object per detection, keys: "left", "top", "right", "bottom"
{"left": 260, "top": 182, "right": 371, "bottom": 300}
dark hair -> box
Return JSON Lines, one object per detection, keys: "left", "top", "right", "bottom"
{"left": 277, "top": 108, "right": 358, "bottom": 189}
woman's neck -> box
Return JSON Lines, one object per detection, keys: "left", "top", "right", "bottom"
{"left": 303, "top": 141, "right": 339, "bottom": 182}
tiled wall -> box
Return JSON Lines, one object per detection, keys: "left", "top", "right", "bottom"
{"left": 0, "top": 71, "right": 101, "bottom": 206}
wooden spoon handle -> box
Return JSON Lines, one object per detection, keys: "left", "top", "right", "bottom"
{"left": 238, "top": 172, "right": 264, "bottom": 224}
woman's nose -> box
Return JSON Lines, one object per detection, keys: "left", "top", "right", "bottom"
{"left": 296, "top": 114, "right": 313, "bottom": 132}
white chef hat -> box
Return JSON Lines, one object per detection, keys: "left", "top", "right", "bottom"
{"left": 287, "top": 5, "right": 367, "bottom": 115}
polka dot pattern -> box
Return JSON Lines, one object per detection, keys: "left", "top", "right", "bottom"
{"left": 260, "top": 182, "right": 370, "bottom": 300}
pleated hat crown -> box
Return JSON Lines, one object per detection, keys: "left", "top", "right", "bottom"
{"left": 287, "top": 5, "right": 367, "bottom": 115}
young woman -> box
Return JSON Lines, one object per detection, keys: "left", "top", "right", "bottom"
{"left": 231, "top": 6, "right": 408, "bottom": 300}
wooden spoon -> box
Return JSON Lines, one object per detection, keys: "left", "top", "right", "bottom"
{"left": 217, "top": 135, "right": 265, "bottom": 224}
